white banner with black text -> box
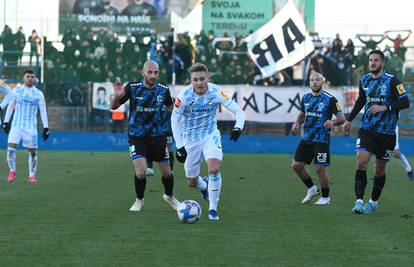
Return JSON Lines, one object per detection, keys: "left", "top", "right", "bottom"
{"left": 245, "top": 0, "right": 315, "bottom": 78}
{"left": 170, "top": 85, "right": 345, "bottom": 123}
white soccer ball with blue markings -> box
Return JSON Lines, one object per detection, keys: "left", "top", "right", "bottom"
{"left": 177, "top": 200, "right": 202, "bottom": 224}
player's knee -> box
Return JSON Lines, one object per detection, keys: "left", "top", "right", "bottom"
{"left": 375, "top": 164, "right": 386, "bottom": 176}
{"left": 291, "top": 161, "right": 303, "bottom": 172}
{"left": 187, "top": 178, "right": 197, "bottom": 188}
{"left": 357, "top": 159, "right": 369, "bottom": 170}
{"left": 314, "top": 165, "right": 326, "bottom": 175}
{"left": 135, "top": 169, "right": 146, "bottom": 178}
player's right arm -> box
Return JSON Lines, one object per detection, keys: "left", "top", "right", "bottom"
{"left": 0, "top": 79, "right": 14, "bottom": 110}
{"left": 292, "top": 96, "right": 305, "bottom": 135}
{"left": 171, "top": 95, "right": 185, "bottom": 149}
{"left": 343, "top": 81, "right": 366, "bottom": 132}
{"left": 171, "top": 94, "right": 187, "bottom": 162}
{"left": 3, "top": 94, "right": 16, "bottom": 133}
{"left": 111, "top": 81, "right": 130, "bottom": 110}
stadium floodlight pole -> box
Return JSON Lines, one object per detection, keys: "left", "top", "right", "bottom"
{"left": 40, "top": 12, "right": 45, "bottom": 83}
{"left": 3, "top": 0, "right": 5, "bottom": 27}
{"left": 171, "top": 27, "right": 176, "bottom": 85}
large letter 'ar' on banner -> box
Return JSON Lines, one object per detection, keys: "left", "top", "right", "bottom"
{"left": 245, "top": 0, "right": 315, "bottom": 78}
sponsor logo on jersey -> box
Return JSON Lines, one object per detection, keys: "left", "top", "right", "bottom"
{"left": 366, "top": 96, "right": 385, "bottom": 103}
{"left": 305, "top": 111, "right": 322, "bottom": 118}
{"left": 396, "top": 83, "right": 406, "bottom": 95}
{"left": 174, "top": 98, "right": 181, "bottom": 108}
{"left": 136, "top": 106, "right": 160, "bottom": 112}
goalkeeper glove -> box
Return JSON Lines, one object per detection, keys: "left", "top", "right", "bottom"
{"left": 175, "top": 146, "right": 187, "bottom": 163}
{"left": 230, "top": 127, "right": 242, "bottom": 142}
{"left": 42, "top": 128, "right": 49, "bottom": 141}
{"left": 3, "top": 122, "right": 10, "bottom": 134}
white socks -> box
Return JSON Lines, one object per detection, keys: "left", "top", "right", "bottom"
{"left": 208, "top": 172, "right": 222, "bottom": 211}
{"left": 195, "top": 176, "right": 207, "bottom": 191}
{"left": 28, "top": 152, "right": 38, "bottom": 177}
{"left": 398, "top": 153, "right": 413, "bottom": 172}
{"left": 7, "top": 147, "right": 16, "bottom": 172}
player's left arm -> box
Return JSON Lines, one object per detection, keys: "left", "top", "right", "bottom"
{"left": 39, "top": 92, "right": 49, "bottom": 140}
{"left": 324, "top": 97, "right": 345, "bottom": 128}
{"left": 388, "top": 77, "right": 410, "bottom": 111}
{"left": 164, "top": 88, "right": 174, "bottom": 112}
{"left": 220, "top": 91, "right": 245, "bottom": 141}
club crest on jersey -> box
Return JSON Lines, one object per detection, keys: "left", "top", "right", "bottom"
{"left": 187, "top": 100, "right": 195, "bottom": 106}
{"left": 317, "top": 103, "right": 324, "bottom": 111}
{"left": 206, "top": 98, "right": 214, "bottom": 104}
{"left": 157, "top": 95, "right": 164, "bottom": 103}
{"left": 380, "top": 85, "right": 387, "bottom": 96}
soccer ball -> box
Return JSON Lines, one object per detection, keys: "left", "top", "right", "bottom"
{"left": 177, "top": 200, "right": 202, "bottom": 224}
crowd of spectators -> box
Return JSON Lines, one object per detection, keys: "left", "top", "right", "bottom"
{"left": 0, "top": 24, "right": 412, "bottom": 88}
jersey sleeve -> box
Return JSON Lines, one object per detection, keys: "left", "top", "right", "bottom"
{"left": 300, "top": 95, "right": 305, "bottom": 113}
{"left": 164, "top": 88, "right": 173, "bottom": 107}
{"left": 39, "top": 92, "right": 49, "bottom": 128}
{"left": 390, "top": 76, "right": 408, "bottom": 99}
{"left": 119, "top": 83, "right": 131, "bottom": 105}
{"left": 173, "top": 92, "right": 186, "bottom": 116}
{"left": 216, "top": 90, "right": 234, "bottom": 108}
{"left": 389, "top": 76, "right": 409, "bottom": 111}
{"left": 330, "top": 96, "right": 342, "bottom": 115}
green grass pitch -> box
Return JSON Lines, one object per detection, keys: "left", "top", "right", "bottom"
{"left": 0, "top": 151, "right": 413, "bottom": 266}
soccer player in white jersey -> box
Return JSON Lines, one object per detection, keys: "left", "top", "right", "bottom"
{"left": 3, "top": 70, "right": 49, "bottom": 184}
{"left": 171, "top": 63, "right": 245, "bottom": 220}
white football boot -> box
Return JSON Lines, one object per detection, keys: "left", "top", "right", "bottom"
{"left": 314, "top": 197, "right": 330, "bottom": 205}
{"left": 163, "top": 194, "right": 180, "bottom": 210}
{"left": 130, "top": 198, "right": 144, "bottom": 211}
{"left": 301, "top": 185, "right": 320, "bottom": 204}
{"left": 145, "top": 168, "right": 154, "bottom": 176}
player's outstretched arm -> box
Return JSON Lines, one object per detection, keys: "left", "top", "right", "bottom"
{"left": 223, "top": 100, "right": 245, "bottom": 142}
{"left": 111, "top": 81, "right": 125, "bottom": 110}
{"left": 0, "top": 79, "right": 14, "bottom": 110}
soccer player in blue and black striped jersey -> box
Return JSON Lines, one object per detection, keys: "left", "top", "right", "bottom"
{"left": 343, "top": 50, "right": 410, "bottom": 214}
{"left": 291, "top": 71, "right": 345, "bottom": 205}
{"left": 111, "top": 60, "right": 180, "bottom": 212}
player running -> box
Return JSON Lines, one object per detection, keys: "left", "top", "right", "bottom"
{"left": 171, "top": 63, "right": 245, "bottom": 220}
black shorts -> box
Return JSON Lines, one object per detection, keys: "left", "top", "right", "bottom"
{"left": 294, "top": 140, "right": 330, "bottom": 166}
{"left": 128, "top": 135, "right": 169, "bottom": 162}
{"left": 356, "top": 129, "right": 396, "bottom": 161}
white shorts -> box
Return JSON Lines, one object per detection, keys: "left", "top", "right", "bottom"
{"left": 184, "top": 129, "right": 223, "bottom": 178}
{"left": 8, "top": 128, "right": 38, "bottom": 148}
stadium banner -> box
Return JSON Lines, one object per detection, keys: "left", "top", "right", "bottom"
{"left": 170, "top": 85, "right": 345, "bottom": 123}
{"left": 202, "top": 0, "right": 274, "bottom": 36}
{"left": 59, "top": 0, "right": 170, "bottom": 34}
{"left": 245, "top": 0, "right": 314, "bottom": 78}
{"left": 92, "top": 82, "right": 125, "bottom": 111}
